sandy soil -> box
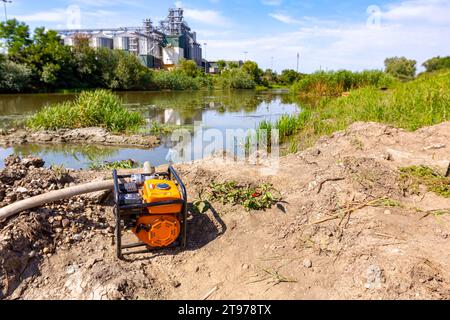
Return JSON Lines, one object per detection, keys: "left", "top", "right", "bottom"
{"left": 1, "top": 121, "right": 449, "bottom": 300}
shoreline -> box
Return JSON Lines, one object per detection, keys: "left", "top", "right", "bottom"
{"left": 0, "top": 127, "right": 160, "bottom": 149}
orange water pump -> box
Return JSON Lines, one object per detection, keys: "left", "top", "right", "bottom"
{"left": 113, "top": 166, "right": 187, "bottom": 260}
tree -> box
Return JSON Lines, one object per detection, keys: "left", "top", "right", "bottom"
{"left": 0, "top": 19, "right": 31, "bottom": 58}
{"left": 177, "top": 58, "right": 200, "bottom": 77}
{"left": 217, "top": 60, "right": 227, "bottom": 73}
{"left": 227, "top": 61, "right": 239, "bottom": 69}
{"left": 384, "top": 57, "right": 417, "bottom": 81}
{"left": 113, "top": 51, "right": 151, "bottom": 90}
{"left": 21, "top": 27, "right": 76, "bottom": 88}
{"left": 263, "top": 69, "right": 277, "bottom": 84}
{"left": 0, "top": 60, "right": 32, "bottom": 92}
{"left": 422, "top": 56, "right": 450, "bottom": 73}
{"left": 71, "top": 35, "right": 101, "bottom": 88}
{"left": 218, "top": 68, "right": 256, "bottom": 89}
{"left": 279, "top": 69, "right": 302, "bottom": 85}
{"left": 242, "top": 60, "right": 264, "bottom": 84}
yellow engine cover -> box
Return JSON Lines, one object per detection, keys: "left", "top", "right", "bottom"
{"left": 134, "top": 215, "right": 181, "bottom": 247}
{"left": 142, "top": 179, "right": 182, "bottom": 214}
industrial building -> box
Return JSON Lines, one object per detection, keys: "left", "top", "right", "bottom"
{"left": 57, "top": 8, "right": 203, "bottom": 69}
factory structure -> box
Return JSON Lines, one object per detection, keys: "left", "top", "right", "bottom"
{"left": 57, "top": 8, "right": 203, "bottom": 69}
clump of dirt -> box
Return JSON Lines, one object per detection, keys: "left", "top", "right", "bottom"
{"left": 1, "top": 121, "right": 450, "bottom": 300}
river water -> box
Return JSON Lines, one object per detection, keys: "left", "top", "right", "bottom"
{"left": 0, "top": 90, "right": 300, "bottom": 169}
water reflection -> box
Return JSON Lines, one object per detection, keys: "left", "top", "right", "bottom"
{"left": 0, "top": 90, "right": 300, "bottom": 169}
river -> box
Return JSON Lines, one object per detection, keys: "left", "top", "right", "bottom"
{"left": 0, "top": 90, "right": 300, "bottom": 169}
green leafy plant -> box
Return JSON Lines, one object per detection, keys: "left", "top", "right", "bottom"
{"left": 208, "top": 181, "right": 281, "bottom": 211}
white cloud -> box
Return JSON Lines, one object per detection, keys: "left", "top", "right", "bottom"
{"left": 16, "top": 10, "right": 67, "bottom": 23}
{"left": 382, "top": 0, "right": 450, "bottom": 25}
{"left": 172, "top": 1, "right": 230, "bottom": 27}
{"left": 269, "top": 13, "right": 302, "bottom": 25}
{"left": 183, "top": 8, "right": 230, "bottom": 27}
{"left": 201, "top": 0, "right": 450, "bottom": 72}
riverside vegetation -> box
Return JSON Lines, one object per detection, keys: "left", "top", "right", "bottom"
{"left": 3, "top": 19, "right": 449, "bottom": 147}
{"left": 2, "top": 19, "right": 448, "bottom": 94}
{"left": 26, "top": 90, "right": 144, "bottom": 133}
{"left": 260, "top": 68, "right": 450, "bottom": 151}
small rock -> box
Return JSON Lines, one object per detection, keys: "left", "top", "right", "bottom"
{"left": 43, "top": 247, "right": 50, "bottom": 254}
{"left": 171, "top": 280, "right": 181, "bottom": 288}
{"left": 384, "top": 210, "right": 392, "bottom": 215}
{"left": 62, "top": 219, "right": 71, "bottom": 228}
{"left": 66, "top": 265, "right": 78, "bottom": 275}
{"left": 52, "top": 220, "right": 62, "bottom": 228}
{"left": 72, "top": 234, "right": 83, "bottom": 241}
{"left": 28, "top": 251, "right": 37, "bottom": 258}
{"left": 21, "top": 156, "right": 45, "bottom": 168}
{"left": 16, "top": 187, "right": 28, "bottom": 194}
{"left": 242, "top": 264, "right": 250, "bottom": 270}
{"left": 303, "top": 259, "right": 313, "bottom": 269}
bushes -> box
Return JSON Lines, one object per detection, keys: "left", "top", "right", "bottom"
{"left": 151, "top": 70, "right": 202, "bottom": 90}
{"left": 27, "top": 90, "right": 144, "bottom": 133}
{"left": 423, "top": 56, "right": 450, "bottom": 73}
{"left": 279, "top": 69, "right": 304, "bottom": 85}
{"left": 0, "top": 60, "right": 32, "bottom": 92}
{"left": 291, "top": 70, "right": 395, "bottom": 96}
{"left": 216, "top": 68, "right": 256, "bottom": 89}
{"left": 384, "top": 56, "right": 417, "bottom": 81}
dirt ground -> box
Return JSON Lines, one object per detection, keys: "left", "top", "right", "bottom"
{"left": 1, "top": 121, "right": 450, "bottom": 300}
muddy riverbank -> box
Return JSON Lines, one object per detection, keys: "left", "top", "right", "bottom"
{"left": 0, "top": 127, "right": 160, "bottom": 149}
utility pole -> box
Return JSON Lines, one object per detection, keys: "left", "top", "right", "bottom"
{"left": 296, "top": 52, "right": 300, "bottom": 72}
{"left": 243, "top": 51, "right": 248, "bottom": 61}
{"left": 2, "top": 0, "right": 11, "bottom": 22}
{"left": 203, "top": 42, "right": 207, "bottom": 73}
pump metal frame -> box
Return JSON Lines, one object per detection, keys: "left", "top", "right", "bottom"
{"left": 112, "top": 166, "right": 188, "bottom": 260}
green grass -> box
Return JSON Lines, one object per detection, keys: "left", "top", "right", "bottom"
{"left": 259, "top": 69, "right": 450, "bottom": 149}
{"left": 89, "top": 159, "right": 140, "bottom": 171}
{"left": 291, "top": 70, "right": 396, "bottom": 97}
{"left": 399, "top": 166, "right": 450, "bottom": 198}
{"left": 27, "top": 90, "right": 144, "bottom": 133}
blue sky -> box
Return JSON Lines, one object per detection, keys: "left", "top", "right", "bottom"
{"left": 5, "top": 0, "right": 450, "bottom": 72}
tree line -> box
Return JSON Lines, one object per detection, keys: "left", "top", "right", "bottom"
{"left": 1, "top": 19, "right": 449, "bottom": 93}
